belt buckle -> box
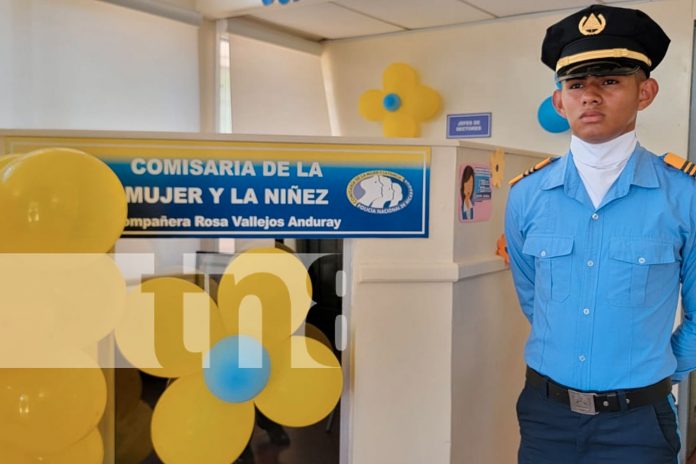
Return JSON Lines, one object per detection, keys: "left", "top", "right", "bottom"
{"left": 568, "top": 389, "right": 598, "bottom": 415}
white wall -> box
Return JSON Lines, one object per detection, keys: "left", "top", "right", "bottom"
{"left": 0, "top": 0, "right": 204, "bottom": 276}
{"left": 228, "top": 34, "right": 331, "bottom": 135}
{"left": 323, "top": 0, "right": 694, "bottom": 157}
{"left": 0, "top": 0, "right": 200, "bottom": 132}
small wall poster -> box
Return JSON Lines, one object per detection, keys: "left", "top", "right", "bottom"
{"left": 458, "top": 163, "right": 492, "bottom": 223}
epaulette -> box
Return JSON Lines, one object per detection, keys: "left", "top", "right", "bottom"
{"left": 663, "top": 153, "right": 696, "bottom": 177}
{"left": 509, "top": 157, "right": 558, "bottom": 186}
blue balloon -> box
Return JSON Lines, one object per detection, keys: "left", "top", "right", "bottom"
{"left": 537, "top": 96, "right": 569, "bottom": 133}
{"left": 262, "top": 0, "right": 273, "bottom": 5}
{"left": 383, "top": 93, "right": 401, "bottom": 112}
{"left": 203, "top": 335, "right": 271, "bottom": 403}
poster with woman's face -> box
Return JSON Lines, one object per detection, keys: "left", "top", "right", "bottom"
{"left": 458, "top": 163, "right": 492, "bottom": 223}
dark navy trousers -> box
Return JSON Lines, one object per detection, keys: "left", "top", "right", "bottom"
{"left": 517, "top": 384, "right": 680, "bottom": 464}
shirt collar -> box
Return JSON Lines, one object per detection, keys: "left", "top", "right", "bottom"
{"left": 540, "top": 143, "right": 659, "bottom": 191}
{"left": 628, "top": 144, "right": 660, "bottom": 188}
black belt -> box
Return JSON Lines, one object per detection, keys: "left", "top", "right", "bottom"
{"left": 525, "top": 367, "right": 671, "bottom": 415}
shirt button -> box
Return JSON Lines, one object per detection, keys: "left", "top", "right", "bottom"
{"left": 587, "top": 260, "right": 594, "bottom": 267}
{"left": 540, "top": 250, "right": 547, "bottom": 257}
{"left": 638, "top": 257, "right": 646, "bottom": 264}
{"left": 583, "top": 308, "right": 590, "bottom": 315}
{"left": 579, "top": 355, "right": 586, "bottom": 362}
{"left": 592, "top": 213, "right": 599, "bottom": 220}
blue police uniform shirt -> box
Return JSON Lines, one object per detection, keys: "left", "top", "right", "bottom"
{"left": 505, "top": 144, "right": 696, "bottom": 391}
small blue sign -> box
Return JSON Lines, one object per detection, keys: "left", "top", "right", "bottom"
{"left": 447, "top": 113, "right": 492, "bottom": 139}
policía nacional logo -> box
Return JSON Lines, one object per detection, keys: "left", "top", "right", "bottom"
{"left": 346, "top": 170, "right": 413, "bottom": 214}
{"left": 579, "top": 13, "right": 606, "bottom": 36}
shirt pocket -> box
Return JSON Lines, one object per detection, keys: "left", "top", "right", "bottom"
{"left": 522, "top": 235, "right": 574, "bottom": 303}
{"left": 607, "top": 239, "right": 676, "bottom": 307}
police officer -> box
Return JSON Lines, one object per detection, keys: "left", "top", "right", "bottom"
{"left": 505, "top": 4, "right": 695, "bottom": 463}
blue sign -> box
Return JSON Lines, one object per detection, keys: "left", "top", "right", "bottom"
{"left": 94, "top": 142, "right": 431, "bottom": 238}
{"left": 447, "top": 113, "right": 492, "bottom": 139}
{"left": 2, "top": 137, "right": 431, "bottom": 238}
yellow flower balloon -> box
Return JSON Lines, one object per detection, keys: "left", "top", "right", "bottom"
{"left": 300, "top": 322, "right": 333, "bottom": 350}
{"left": 151, "top": 374, "right": 255, "bottom": 464}
{"left": 255, "top": 336, "right": 343, "bottom": 427}
{"left": 116, "top": 278, "right": 227, "bottom": 378}
{"left": 120, "top": 248, "right": 344, "bottom": 463}
{"left": 359, "top": 63, "right": 442, "bottom": 137}
{"left": 0, "top": 148, "right": 127, "bottom": 253}
{"left": 217, "top": 247, "right": 313, "bottom": 348}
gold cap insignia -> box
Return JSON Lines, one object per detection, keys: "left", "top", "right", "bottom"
{"left": 578, "top": 13, "right": 606, "bottom": 36}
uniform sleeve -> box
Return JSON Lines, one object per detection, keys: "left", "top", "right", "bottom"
{"left": 671, "top": 198, "right": 696, "bottom": 382}
{"left": 505, "top": 187, "right": 535, "bottom": 324}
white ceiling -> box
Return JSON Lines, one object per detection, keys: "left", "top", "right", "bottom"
{"left": 154, "top": 0, "right": 662, "bottom": 41}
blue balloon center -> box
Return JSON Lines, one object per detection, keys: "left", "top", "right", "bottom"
{"left": 383, "top": 93, "right": 402, "bottom": 112}
{"left": 203, "top": 335, "right": 271, "bottom": 403}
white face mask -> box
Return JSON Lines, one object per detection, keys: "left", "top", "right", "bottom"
{"left": 570, "top": 131, "right": 638, "bottom": 208}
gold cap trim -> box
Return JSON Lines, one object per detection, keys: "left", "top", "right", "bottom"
{"left": 556, "top": 48, "right": 652, "bottom": 72}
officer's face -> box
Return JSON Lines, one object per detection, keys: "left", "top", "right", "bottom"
{"left": 552, "top": 74, "right": 658, "bottom": 144}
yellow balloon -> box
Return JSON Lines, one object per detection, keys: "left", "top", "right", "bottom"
{"left": 218, "top": 247, "right": 312, "bottom": 348}
{"left": 116, "top": 400, "right": 153, "bottom": 464}
{"left": 46, "top": 254, "right": 126, "bottom": 350}
{"left": 0, "top": 147, "right": 127, "bottom": 253}
{"left": 0, "top": 254, "right": 126, "bottom": 360}
{"left": 115, "top": 369, "right": 143, "bottom": 421}
{"left": 151, "top": 374, "right": 255, "bottom": 464}
{"left": 37, "top": 428, "right": 103, "bottom": 464}
{"left": 0, "top": 154, "right": 21, "bottom": 173}
{"left": 0, "top": 441, "right": 36, "bottom": 463}
{"left": 299, "top": 323, "right": 333, "bottom": 350}
{"left": 359, "top": 90, "right": 387, "bottom": 121}
{"left": 116, "top": 278, "right": 227, "bottom": 378}
{"left": 0, "top": 367, "right": 107, "bottom": 454}
{"left": 255, "top": 336, "right": 343, "bottom": 427}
